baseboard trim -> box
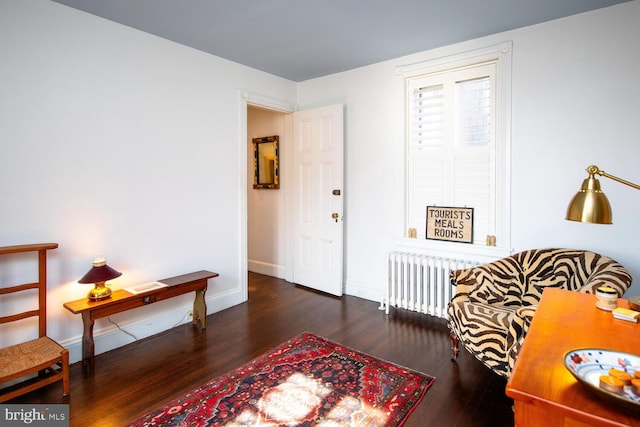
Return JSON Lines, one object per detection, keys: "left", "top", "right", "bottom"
{"left": 60, "top": 288, "right": 245, "bottom": 364}
{"left": 248, "top": 259, "right": 285, "bottom": 279}
{"left": 344, "top": 280, "right": 382, "bottom": 303}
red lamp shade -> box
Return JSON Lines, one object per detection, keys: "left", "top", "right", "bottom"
{"left": 78, "top": 260, "right": 122, "bottom": 284}
{"left": 78, "top": 258, "right": 122, "bottom": 301}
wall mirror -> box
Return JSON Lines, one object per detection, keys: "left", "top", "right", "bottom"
{"left": 253, "top": 135, "right": 279, "bottom": 189}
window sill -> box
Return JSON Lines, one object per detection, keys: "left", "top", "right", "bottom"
{"left": 393, "top": 238, "right": 512, "bottom": 263}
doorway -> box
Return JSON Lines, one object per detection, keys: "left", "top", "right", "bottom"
{"left": 247, "top": 105, "right": 289, "bottom": 281}
{"left": 242, "top": 93, "right": 344, "bottom": 300}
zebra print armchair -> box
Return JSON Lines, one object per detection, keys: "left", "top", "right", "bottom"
{"left": 448, "top": 248, "right": 632, "bottom": 378}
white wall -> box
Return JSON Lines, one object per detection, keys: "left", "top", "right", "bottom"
{"left": 247, "top": 107, "right": 287, "bottom": 278}
{"left": 0, "top": 0, "right": 297, "bottom": 360}
{"left": 298, "top": 0, "right": 640, "bottom": 301}
{"left": 2, "top": 0, "right": 639, "bottom": 362}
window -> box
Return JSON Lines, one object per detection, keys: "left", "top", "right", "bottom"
{"left": 400, "top": 42, "right": 511, "bottom": 252}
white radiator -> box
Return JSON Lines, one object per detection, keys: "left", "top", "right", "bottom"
{"left": 382, "top": 251, "right": 478, "bottom": 319}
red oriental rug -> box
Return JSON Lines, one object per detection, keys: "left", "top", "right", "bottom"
{"left": 128, "top": 332, "right": 435, "bottom": 427}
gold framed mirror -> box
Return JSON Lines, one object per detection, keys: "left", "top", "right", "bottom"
{"left": 253, "top": 135, "right": 279, "bottom": 189}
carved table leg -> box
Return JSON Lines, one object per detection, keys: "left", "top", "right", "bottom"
{"left": 450, "top": 330, "right": 460, "bottom": 361}
{"left": 193, "top": 287, "right": 207, "bottom": 329}
{"left": 81, "top": 312, "right": 95, "bottom": 373}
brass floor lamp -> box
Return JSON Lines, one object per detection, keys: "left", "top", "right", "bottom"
{"left": 566, "top": 165, "right": 640, "bottom": 224}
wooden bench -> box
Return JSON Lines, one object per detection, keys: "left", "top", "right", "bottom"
{"left": 64, "top": 270, "right": 218, "bottom": 372}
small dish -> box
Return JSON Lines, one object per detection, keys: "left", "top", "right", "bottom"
{"left": 125, "top": 281, "right": 168, "bottom": 295}
{"left": 564, "top": 348, "right": 640, "bottom": 409}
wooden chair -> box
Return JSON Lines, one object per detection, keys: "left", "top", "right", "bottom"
{"left": 0, "top": 243, "right": 70, "bottom": 402}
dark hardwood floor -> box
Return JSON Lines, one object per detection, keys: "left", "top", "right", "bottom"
{"left": 13, "top": 272, "right": 514, "bottom": 426}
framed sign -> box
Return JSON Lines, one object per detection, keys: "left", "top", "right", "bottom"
{"left": 426, "top": 206, "right": 474, "bottom": 244}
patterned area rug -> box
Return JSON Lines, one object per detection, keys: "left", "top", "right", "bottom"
{"left": 128, "top": 332, "right": 435, "bottom": 426}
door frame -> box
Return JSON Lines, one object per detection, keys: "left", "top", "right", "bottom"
{"left": 239, "top": 90, "right": 296, "bottom": 300}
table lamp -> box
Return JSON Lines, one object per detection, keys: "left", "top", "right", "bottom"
{"left": 78, "top": 257, "right": 122, "bottom": 301}
{"left": 566, "top": 165, "right": 640, "bottom": 224}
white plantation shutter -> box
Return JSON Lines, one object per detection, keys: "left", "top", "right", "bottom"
{"left": 455, "top": 77, "right": 491, "bottom": 147}
{"left": 411, "top": 84, "right": 444, "bottom": 149}
{"left": 406, "top": 62, "right": 496, "bottom": 243}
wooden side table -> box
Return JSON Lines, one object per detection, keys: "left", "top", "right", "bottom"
{"left": 64, "top": 270, "right": 218, "bottom": 372}
{"left": 506, "top": 288, "right": 640, "bottom": 426}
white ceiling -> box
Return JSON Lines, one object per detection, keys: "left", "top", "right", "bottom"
{"left": 52, "top": 0, "right": 630, "bottom": 82}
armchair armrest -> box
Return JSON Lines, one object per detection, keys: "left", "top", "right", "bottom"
{"left": 450, "top": 267, "right": 481, "bottom": 303}
{"left": 506, "top": 305, "right": 538, "bottom": 375}
{"left": 578, "top": 259, "right": 632, "bottom": 296}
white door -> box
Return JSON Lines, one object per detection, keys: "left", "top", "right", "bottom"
{"left": 291, "top": 104, "right": 344, "bottom": 296}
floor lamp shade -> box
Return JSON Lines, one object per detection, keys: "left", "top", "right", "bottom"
{"left": 566, "top": 176, "right": 612, "bottom": 224}
{"left": 566, "top": 165, "right": 639, "bottom": 225}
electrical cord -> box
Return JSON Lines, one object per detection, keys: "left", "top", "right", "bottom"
{"left": 107, "top": 317, "right": 138, "bottom": 340}
{"left": 107, "top": 310, "right": 192, "bottom": 341}
{"left": 172, "top": 310, "right": 193, "bottom": 328}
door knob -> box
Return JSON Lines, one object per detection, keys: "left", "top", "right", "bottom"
{"left": 331, "top": 213, "right": 339, "bottom": 222}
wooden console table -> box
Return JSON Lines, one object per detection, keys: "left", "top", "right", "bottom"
{"left": 64, "top": 270, "right": 218, "bottom": 372}
{"left": 506, "top": 288, "right": 640, "bottom": 426}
